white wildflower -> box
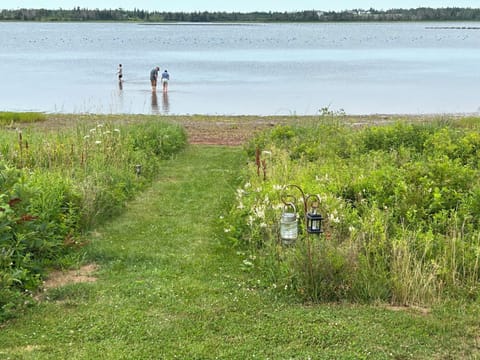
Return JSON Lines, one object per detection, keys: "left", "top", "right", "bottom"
{"left": 89, "top": 128, "right": 96, "bottom": 133}
{"left": 224, "top": 228, "right": 231, "bottom": 233}
{"left": 243, "top": 259, "right": 253, "bottom": 267}
{"left": 237, "top": 202, "right": 245, "bottom": 210}
{"left": 272, "top": 203, "right": 283, "bottom": 210}
{"left": 83, "top": 135, "right": 90, "bottom": 139}
{"left": 244, "top": 182, "right": 251, "bottom": 189}
{"left": 273, "top": 184, "right": 283, "bottom": 191}
{"left": 255, "top": 207, "right": 265, "bottom": 219}
{"left": 95, "top": 140, "right": 102, "bottom": 145}
{"left": 260, "top": 222, "right": 267, "bottom": 228}
{"left": 329, "top": 213, "right": 340, "bottom": 223}
{"left": 114, "top": 128, "right": 120, "bottom": 133}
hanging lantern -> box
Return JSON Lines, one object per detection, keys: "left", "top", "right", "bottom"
{"left": 135, "top": 164, "right": 142, "bottom": 176}
{"left": 280, "top": 203, "right": 298, "bottom": 245}
{"left": 307, "top": 200, "right": 323, "bottom": 234}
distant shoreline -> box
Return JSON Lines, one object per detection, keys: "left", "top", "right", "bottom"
{"left": 1, "top": 7, "right": 480, "bottom": 23}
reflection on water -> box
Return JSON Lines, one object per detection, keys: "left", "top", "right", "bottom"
{"left": 1, "top": 22, "right": 480, "bottom": 115}
{"left": 150, "top": 89, "right": 170, "bottom": 114}
{"left": 162, "top": 92, "right": 170, "bottom": 114}
{"left": 151, "top": 91, "right": 159, "bottom": 114}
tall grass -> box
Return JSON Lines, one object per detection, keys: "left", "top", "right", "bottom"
{"left": 0, "top": 111, "right": 46, "bottom": 126}
{"left": 0, "top": 119, "right": 187, "bottom": 320}
{"left": 226, "top": 119, "right": 480, "bottom": 306}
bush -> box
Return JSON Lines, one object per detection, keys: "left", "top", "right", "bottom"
{"left": 226, "top": 119, "right": 480, "bottom": 306}
{"left": 0, "top": 112, "right": 46, "bottom": 126}
{"left": 0, "top": 118, "right": 187, "bottom": 320}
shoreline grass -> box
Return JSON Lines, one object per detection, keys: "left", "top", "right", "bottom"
{"left": 0, "top": 145, "right": 479, "bottom": 358}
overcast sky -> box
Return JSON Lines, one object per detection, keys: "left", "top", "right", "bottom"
{"left": 2, "top": 1, "right": 480, "bottom": 12}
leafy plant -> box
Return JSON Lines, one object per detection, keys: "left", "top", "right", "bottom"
{"left": 0, "top": 118, "right": 187, "bottom": 320}
{"left": 227, "top": 118, "right": 480, "bottom": 306}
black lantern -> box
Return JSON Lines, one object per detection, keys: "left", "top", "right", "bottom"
{"left": 135, "top": 164, "right": 142, "bottom": 176}
{"left": 306, "top": 198, "right": 323, "bottom": 234}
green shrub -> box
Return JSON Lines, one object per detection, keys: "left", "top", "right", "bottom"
{"left": 0, "top": 112, "right": 46, "bottom": 126}
{"left": 0, "top": 119, "right": 187, "bottom": 321}
{"left": 227, "top": 119, "right": 480, "bottom": 306}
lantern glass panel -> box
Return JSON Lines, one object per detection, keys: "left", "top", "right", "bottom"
{"left": 307, "top": 212, "right": 323, "bottom": 234}
{"left": 280, "top": 211, "right": 298, "bottom": 244}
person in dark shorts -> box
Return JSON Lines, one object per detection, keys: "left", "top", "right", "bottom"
{"left": 150, "top": 66, "right": 160, "bottom": 91}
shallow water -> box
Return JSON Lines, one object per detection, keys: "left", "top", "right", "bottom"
{"left": 1, "top": 22, "right": 480, "bottom": 115}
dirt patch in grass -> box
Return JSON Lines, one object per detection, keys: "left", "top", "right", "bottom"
{"left": 40, "top": 264, "right": 98, "bottom": 292}
{"left": 179, "top": 118, "right": 280, "bottom": 146}
{"left": 386, "top": 304, "right": 431, "bottom": 316}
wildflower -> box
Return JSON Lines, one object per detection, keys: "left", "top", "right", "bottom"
{"left": 236, "top": 188, "right": 245, "bottom": 197}
{"left": 254, "top": 207, "right": 265, "bottom": 219}
{"left": 260, "top": 222, "right": 267, "bottom": 228}
{"left": 348, "top": 226, "right": 355, "bottom": 233}
{"left": 83, "top": 135, "right": 90, "bottom": 139}
{"left": 95, "top": 140, "right": 102, "bottom": 145}
{"left": 243, "top": 259, "right": 253, "bottom": 267}
{"left": 224, "top": 228, "right": 231, "bottom": 233}
{"left": 237, "top": 202, "right": 245, "bottom": 210}
{"left": 329, "top": 213, "right": 340, "bottom": 223}
{"left": 89, "top": 128, "right": 96, "bottom": 133}
{"left": 97, "top": 124, "right": 104, "bottom": 128}
{"left": 272, "top": 202, "right": 283, "bottom": 210}
{"left": 114, "top": 128, "right": 120, "bottom": 133}
{"left": 244, "top": 182, "right": 251, "bottom": 189}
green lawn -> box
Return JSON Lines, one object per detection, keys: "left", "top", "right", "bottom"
{"left": 0, "top": 145, "right": 478, "bottom": 359}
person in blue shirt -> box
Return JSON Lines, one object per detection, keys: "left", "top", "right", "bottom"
{"left": 161, "top": 69, "right": 170, "bottom": 93}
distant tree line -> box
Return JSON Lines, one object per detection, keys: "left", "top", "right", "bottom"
{"left": 1, "top": 7, "right": 480, "bottom": 22}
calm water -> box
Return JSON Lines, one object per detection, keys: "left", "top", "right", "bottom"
{"left": 1, "top": 22, "right": 480, "bottom": 115}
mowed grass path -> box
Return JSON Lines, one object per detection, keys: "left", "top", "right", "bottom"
{"left": 0, "top": 146, "right": 479, "bottom": 359}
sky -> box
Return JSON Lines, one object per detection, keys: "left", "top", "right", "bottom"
{"left": 2, "top": 1, "right": 480, "bottom": 12}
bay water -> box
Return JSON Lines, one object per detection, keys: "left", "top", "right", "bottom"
{"left": 1, "top": 21, "right": 480, "bottom": 115}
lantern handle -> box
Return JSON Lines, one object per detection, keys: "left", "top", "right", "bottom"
{"left": 306, "top": 194, "right": 321, "bottom": 211}
{"left": 281, "top": 194, "right": 297, "bottom": 207}
{"left": 280, "top": 184, "right": 306, "bottom": 209}
{"left": 282, "top": 201, "right": 296, "bottom": 214}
